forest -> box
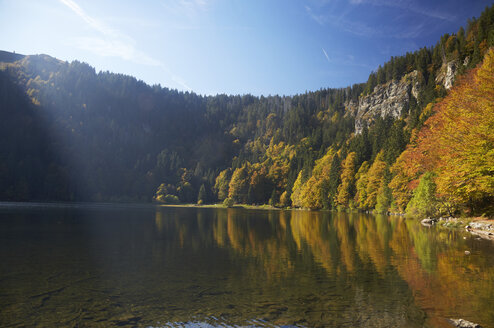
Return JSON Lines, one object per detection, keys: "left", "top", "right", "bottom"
{"left": 0, "top": 5, "right": 493, "bottom": 218}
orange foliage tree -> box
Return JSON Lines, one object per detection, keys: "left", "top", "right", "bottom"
{"left": 390, "top": 49, "right": 494, "bottom": 215}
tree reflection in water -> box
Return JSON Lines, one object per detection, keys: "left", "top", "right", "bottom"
{"left": 0, "top": 206, "right": 492, "bottom": 327}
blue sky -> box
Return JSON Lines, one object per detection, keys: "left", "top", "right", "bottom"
{"left": 0, "top": 0, "right": 491, "bottom": 95}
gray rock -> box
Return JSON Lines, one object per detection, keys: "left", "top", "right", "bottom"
{"left": 421, "top": 218, "right": 437, "bottom": 226}
{"left": 469, "top": 221, "right": 494, "bottom": 231}
{"left": 354, "top": 71, "right": 420, "bottom": 134}
{"left": 449, "top": 318, "right": 482, "bottom": 328}
{"left": 436, "top": 60, "right": 458, "bottom": 90}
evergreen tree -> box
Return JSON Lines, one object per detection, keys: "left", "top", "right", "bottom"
{"left": 197, "top": 184, "right": 206, "bottom": 205}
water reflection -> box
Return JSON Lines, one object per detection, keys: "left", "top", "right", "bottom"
{"left": 0, "top": 206, "right": 493, "bottom": 327}
{"left": 152, "top": 208, "right": 494, "bottom": 327}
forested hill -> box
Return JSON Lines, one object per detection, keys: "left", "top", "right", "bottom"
{"left": 1, "top": 5, "right": 493, "bottom": 217}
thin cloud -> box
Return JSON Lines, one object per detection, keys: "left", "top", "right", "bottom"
{"left": 58, "top": 0, "right": 191, "bottom": 91}
{"left": 322, "top": 48, "right": 330, "bottom": 63}
{"left": 324, "top": 50, "right": 375, "bottom": 70}
{"left": 305, "top": 5, "right": 327, "bottom": 26}
{"left": 70, "top": 36, "right": 162, "bottom": 67}
{"left": 162, "top": 0, "right": 210, "bottom": 20}
{"left": 306, "top": 4, "right": 429, "bottom": 40}
{"left": 59, "top": 0, "right": 117, "bottom": 37}
{"left": 349, "top": 0, "right": 456, "bottom": 22}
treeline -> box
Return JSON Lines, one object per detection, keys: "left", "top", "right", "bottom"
{"left": 215, "top": 49, "right": 493, "bottom": 217}
{"left": 363, "top": 6, "right": 493, "bottom": 99}
{"left": 208, "top": 6, "right": 494, "bottom": 217}
{"left": 0, "top": 6, "right": 492, "bottom": 217}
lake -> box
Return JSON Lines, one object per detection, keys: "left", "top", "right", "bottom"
{"left": 0, "top": 204, "right": 493, "bottom": 327}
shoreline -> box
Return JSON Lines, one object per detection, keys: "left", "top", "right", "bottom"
{"left": 1, "top": 201, "right": 492, "bottom": 240}
{"left": 420, "top": 216, "right": 494, "bottom": 241}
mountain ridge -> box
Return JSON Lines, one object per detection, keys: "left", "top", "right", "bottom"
{"left": 0, "top": 5, "right": 492, "bottom": 217}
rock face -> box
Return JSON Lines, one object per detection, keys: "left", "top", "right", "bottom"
{"left": 435, "top": 60, "right": 458, "bottom": 90}
{"left": 354, "top": 71, "right": 420, "bottom": 134}
{"left": 344, "top": 99, "right": 359, "bottom": 118}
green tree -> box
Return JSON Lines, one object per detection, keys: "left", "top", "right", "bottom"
{"left": 154, "top": 183, "right": 180, "bottom": 204}
{"left": 375, "top": 168, "right": 393, "bottom": 213}
{"left": 269, "top": 189, "right": 278, "bottom": 207}
{"left": 406, "top": 172, "right": 438, "bottom": 217}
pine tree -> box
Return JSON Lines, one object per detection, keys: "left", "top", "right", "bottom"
{"left": 197, "top": 184, "right": 206, "bottom": 205}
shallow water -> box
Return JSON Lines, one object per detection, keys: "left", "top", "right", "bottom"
{"left": 0, "top": 204, "right": 493, "bottom": 327}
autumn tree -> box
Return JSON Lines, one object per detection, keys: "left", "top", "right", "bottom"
{"left": 327, "top": 153, "right": 341, "bottom": 209}
{"left": 432, "top": 49, "right": 494, "bottom": 214}
{"left": 354, "top": 161, "right": 370, "bottom": 208}
{"left": 154, "top": 183, "right": 179, "bottom": 204}
{"left": 364, "top": 152, "right": 387, "bottom": 209}
{"left": 228, "top": 162, "right": 252, "bottom": 204}
{"left": 291, "top": 170, "right": 307, "bottom": 208}
{"left": 395, "top": 49, "right": 494, "bottom": 215}
{"left": 298, "top": 148, "right": 335, "bottom": 209}
{"left": 375, "top": 168, "right": 393, "bottom": 213}
{"left": 337, "top": 152, "right": 357, "bottom": 207}
{"left": 389, "top": 151, "right": 414, "bottom": 212}
{"left": 214, "top": 169, "right": 231, "bottom": 201}
{"left": 279, "top": 190, "right": 291, "bottom": 207}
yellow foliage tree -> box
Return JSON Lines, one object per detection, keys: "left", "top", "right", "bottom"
{"left": 337, "top": 152, "right": 357, "bottom": 207}
{"left": 432, "top": 49, "right": 494, "bottom": 213}
{"left": 354, "top": 161, "right": 370, "bottom": 208}
{"left": 364, "top": 152, "right": 387, "bottom": 209}
{"left": 291, "top": 170, "right": 306, "bottom": 208}
{"left": 214, "top": 168, "right": 231, "bottom": 201}
{"left": 228, "top": 162, "right": 252, "bottom": 203}
{"left": 299, "top": 148, "right": 335, "bottom": 209}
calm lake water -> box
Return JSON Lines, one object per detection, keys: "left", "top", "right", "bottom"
{"left": 0, "top": 204, "right": 493, "bottom": 327}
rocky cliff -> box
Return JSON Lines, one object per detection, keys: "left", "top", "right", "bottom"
{"left": 435, "top": 60, "right": 458, "bottom": 90}
{"left": 353, "top": 70, "right": 421, "bottom": 134}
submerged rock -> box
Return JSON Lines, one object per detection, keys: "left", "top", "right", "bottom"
{"left": 421, "top": 218, "right": 437, "bottom": 226}
{"left": 469, "top": 221, "right": 493, "bottom": 231}
{"left": 466, "top": 220, "right": 494, "bottom": 240}
{"left": 449, "top": 318, "right": 482, "bottom": 328}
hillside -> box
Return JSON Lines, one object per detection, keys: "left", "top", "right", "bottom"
{"left": 0, "top": 6, "right": 493, "bottom": 217}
